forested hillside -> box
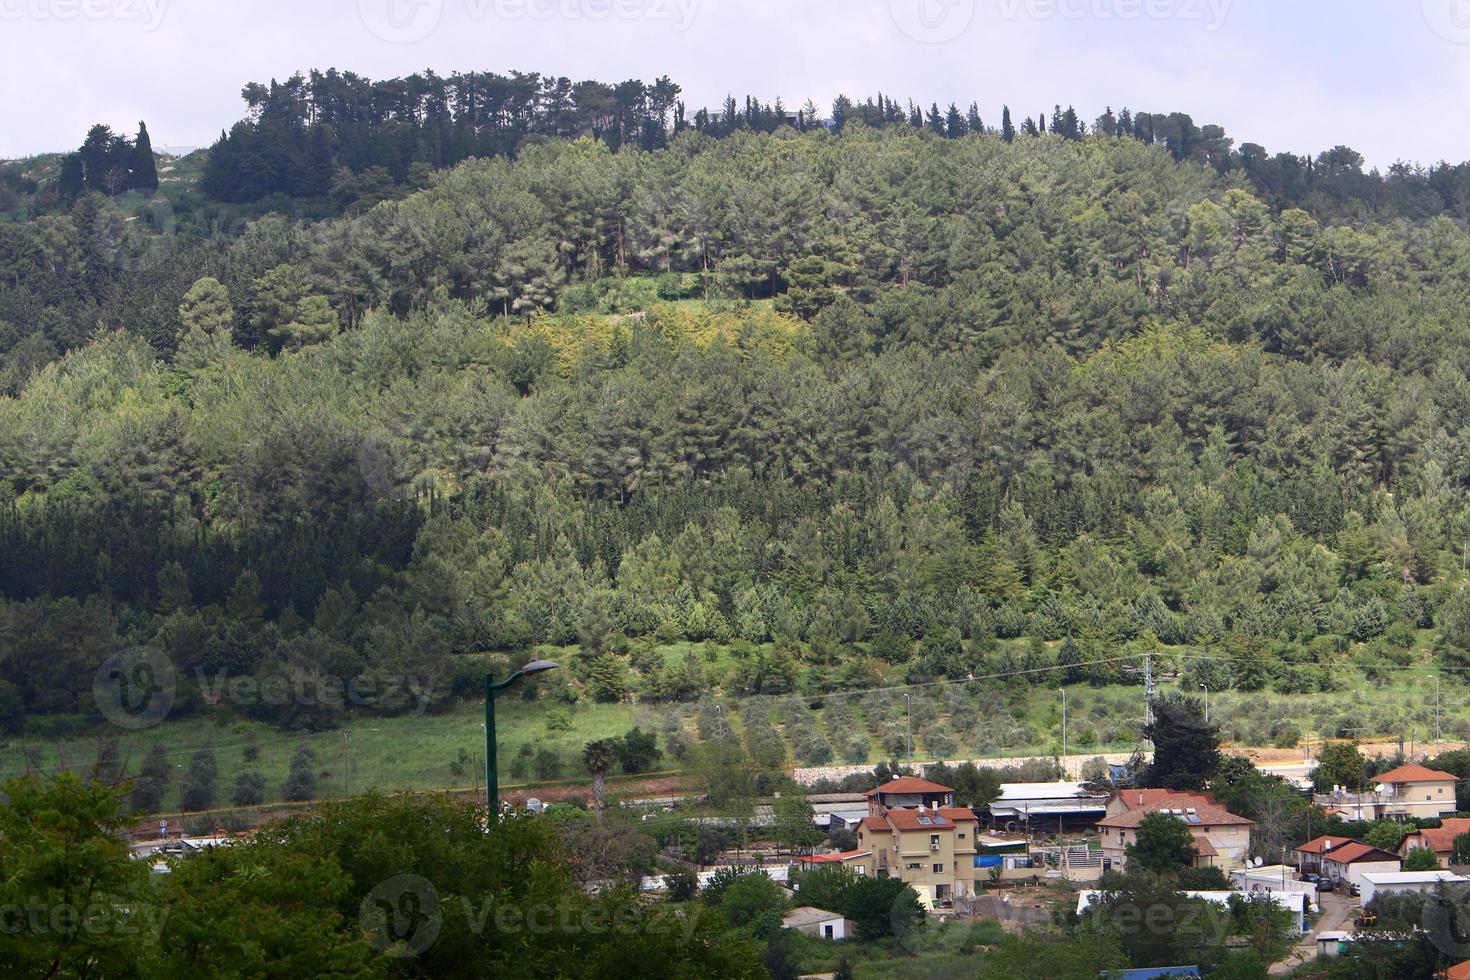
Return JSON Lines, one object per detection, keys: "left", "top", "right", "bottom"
{"left": 4, "top": 117, "right": 1470, "bottom": 740}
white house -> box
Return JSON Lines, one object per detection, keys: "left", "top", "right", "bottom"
{"left": 1229, "top": 866, "right": 1319, "bottom": 911}
{"left": 782, "top": 906, "right": 852, "bottom": 940}
{"left": 1360, "top": 871, "right": 1470, "bottom": 906}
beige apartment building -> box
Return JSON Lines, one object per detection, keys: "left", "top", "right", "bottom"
{"left": 844, "top": 777, "right": 979, "bottom": 909}
{"left": 1317, "top": 764, "right": 1459, "bottom": 822}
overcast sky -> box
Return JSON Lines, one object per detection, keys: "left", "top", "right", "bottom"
{"left": 6, "top": 0, "right": 1470, "bottom": 168}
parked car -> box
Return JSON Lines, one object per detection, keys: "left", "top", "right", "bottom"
{"left": 1317, "top": 878, "right": 1336, "bottom": 892}
{"left": 1301, "top": 872, "right": 1320, "bottom": 883}
{"left": 1349, "top": 882, "right": 1361, "bottom": 897}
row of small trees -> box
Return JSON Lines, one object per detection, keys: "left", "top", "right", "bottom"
{"left": 127, "top": 742, "right": 319, "bottom": 813}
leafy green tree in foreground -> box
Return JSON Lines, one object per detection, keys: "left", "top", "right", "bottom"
{"left": 1404, "top": 846, "right": 1442, "bottom": 872}
{"left": 0, "top": 775, "right": 151, "bottom": 978}
{"left": 1126, "top": 812, "right": 1198, "bottom": 874}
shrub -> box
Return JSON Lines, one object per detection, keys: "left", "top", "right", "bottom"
{"left": 232, "top": 771, "right": 266, "bottom": 807}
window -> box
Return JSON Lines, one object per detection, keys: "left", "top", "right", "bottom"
{"left": 930, "top": 835, "right": 941, "bottom": 848}
{"left": 958, "top": 832, "right": 967, "bottom": 840}
{"left": 906, "top": 862, "right": 923, "bottom": 870}
{"left": 933, "top": 863, "right": 945, "bottom": 874}
{"left": 824, "top": 925, "right": 834, "bottom": 939}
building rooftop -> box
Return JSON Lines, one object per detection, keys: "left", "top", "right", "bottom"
{"left": 1109, "top": 789, "right": 1221, "bottom": 811}
{"left": 795, "top": 850, "right": 870, "bottom": 865}
{"left": 995, "top": 781, "right": 1106, "bottom": 802}
{"left": 1361, "top": 871, "right": 1470, "bottom": 886}
{"left": 865, "top": 776, "right": 954, "bottom": 798}
{"left": 1320, "top": 841, "right": 1402, "bottom": 865}
{"left": 1295, "top": 835, "right": 1356, "bottom": 855}
{"left": 1096, "top": 797, "right": 1255, "bottom": 829}
{"left": 1373, "top": 764, "right": 1457, "bottom": 784}
{"left": 1404, "top": 818, "right": 1470, "bottom": 853}
{"left": 782, "top": 907, "right": 845, "bottom": 929}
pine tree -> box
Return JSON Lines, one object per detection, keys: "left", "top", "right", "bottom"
{"left": 945, "top": 103, "right": 966, "bottom": 139}
{"left": 131, "top": 744, "right": 171, "bottom": 812}
{"left": 130, "top": 121, "right": 159, "bottom": 191}
{"left": 57, "top": 153, "right": 85, "bottom": 199}
{"left": 1001, "top": 106, "right": 1015, "bottom": 143}
{"left": 926, "top": 102, "right": 945, "bottom": 136}
{"left": 966, "top": 102, "right": 983, "bottom": 135}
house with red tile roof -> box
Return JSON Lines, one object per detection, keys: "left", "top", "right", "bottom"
{"left": 1104, "top": 788, "right": 1223, "bottom": 820}
{"left": 1399, "top": 818, "right": 1470, "bottom": 863}
{"left": 1305, "top": 838, "right": 1403, "bottom": 889}
{"left": 1293, "top": 835, "right": 1356, "bottom": 876}
{"left": 1316, "top": 764, "right": 1459, "bottom": 822}
{"left": 845, "top": 776, "right": 979, "bottom": 909}
{"left": 1096, "top": 796, "right": 1255, "bottom": 871}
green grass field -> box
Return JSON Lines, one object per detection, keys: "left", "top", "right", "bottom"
{"left": 4, "top": 634, "right": 1461, "bottom": 822}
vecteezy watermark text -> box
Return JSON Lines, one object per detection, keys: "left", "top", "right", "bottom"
{"left": 359, "top": 0, "right": 699, "bottom": 44}
{"left": 194, "top": 669, "right": 437, "bottom": 716}
{"left": 0, "top": 900, "right": 169, "bottom": 941}
{"left": 359, "top": 875, "right": 704, "bottom": 958}
{"left": 996, "top": 0, "right": 1230, "bottom": 30}
{"left": 0, "top": 0, "right": 168, "bottom": 30}
{"left": 94, "top": 647, "right": 439, "bottom": 731}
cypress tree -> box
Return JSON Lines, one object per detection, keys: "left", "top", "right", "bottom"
{"left": 1001, "top": 106, "right": 1015, "bottom": 143}
{"left": 130, "top": 121, "right": 159, "bottom": 191}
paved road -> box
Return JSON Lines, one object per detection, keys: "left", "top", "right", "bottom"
{"left": 1270, "top": 890, "right": 1353, "bottom": 976}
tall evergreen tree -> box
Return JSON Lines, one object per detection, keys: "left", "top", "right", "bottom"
{"left": 1001, "top": 105, "right": 1015, "bottom": 143}
{"left": 129, "top": 121, "right": 158, "bottom": 191}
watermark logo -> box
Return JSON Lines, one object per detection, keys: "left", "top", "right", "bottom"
{"left": 890, "top": 0, "right": 975, "bottom": 43}
{"left": 358, "top": 0, "right": 443, "bottom": 42}
{"left": 996, "top": 0, "right": 1231, "bottom": 31}
{"left": 94, "top": 647, "right": 176, "bottom": 731}
{"left": 1424, "top": 0, "right": 1470, "bottom": 43}
{"left": 0, "top": 0, "right": 170, "bottom": 31}
{"left": 360, "top": 875, "right": 442, "bottom": 957}
{"left": 1422, "top": 889, "right": 1470, "bottom": 957}
{"left": 87, "top": 190, "right": 177, "bottom": 274}
{"left": 360, "top": 0, "right": 699, "bottom": 43}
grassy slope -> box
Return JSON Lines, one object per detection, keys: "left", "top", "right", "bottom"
{"left": 2, "top": 633, "right": 1453, "bottom": 818}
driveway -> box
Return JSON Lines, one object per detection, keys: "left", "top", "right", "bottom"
{"left": 1269, "top": 890, "right": 1354, "bottom": 976}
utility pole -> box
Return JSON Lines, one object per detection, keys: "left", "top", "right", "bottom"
{"left": 1437, "top": 675, "right": 1443, "bottom": 754}
{"left": 1143, "top": 653, "right": 1155, "bottom": 743}
{"left": 1059, "top": 688, "right": 1067, "bottom": 777}
{"left": 905, "top": 693, "right": 913, "bottom": 759}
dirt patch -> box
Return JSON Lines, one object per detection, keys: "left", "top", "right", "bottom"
{"left": 1240, "top": 739, "right": 1467, "bottom": 764}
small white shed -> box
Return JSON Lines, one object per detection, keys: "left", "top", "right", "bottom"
{"left": 782, "top": 906, "right": 852, "bottom": 940}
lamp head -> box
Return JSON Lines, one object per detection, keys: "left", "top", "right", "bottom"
{"left": 518, "top": 659, "right": 560, "bottom": 678}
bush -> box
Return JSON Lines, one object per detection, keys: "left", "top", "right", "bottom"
{"left": 232, "top": 771, "right": 265, "bottom": 807}
{"left": 179, "top": 748, "right": 219, "bottom": 812}
{"left": 282, "top": 744, "right": 318, "bottom": 801}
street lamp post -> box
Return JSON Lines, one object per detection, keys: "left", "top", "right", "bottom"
{"left": 486, "top": 660, "right": 559, "bottom": 822}
{"left": 1199, "top": 684, "right": 1210, "bottom": 726}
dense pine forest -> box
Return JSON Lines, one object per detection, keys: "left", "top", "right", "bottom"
{"left": 6, "top": 72, "right": 1470, "bottom": 742}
